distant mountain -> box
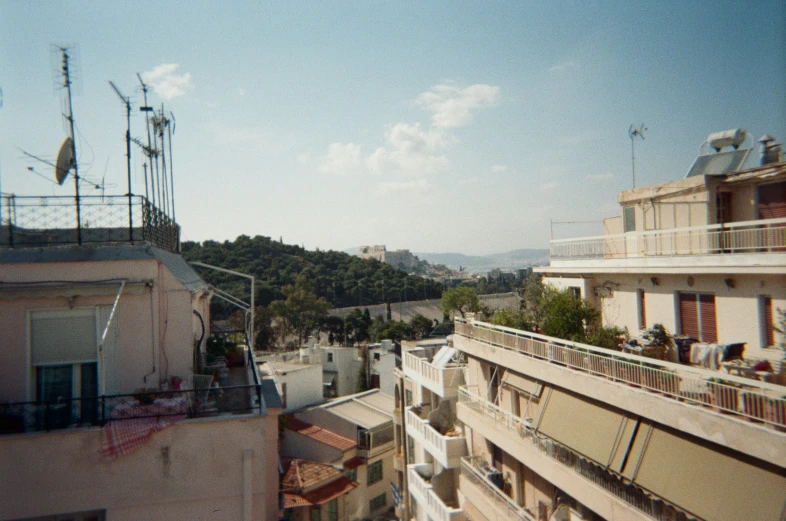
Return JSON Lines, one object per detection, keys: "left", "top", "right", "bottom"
{"left": 343, "top": 247, "right": 549, "bottom": 273}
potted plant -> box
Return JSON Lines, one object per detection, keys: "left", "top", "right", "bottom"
{"left": 641, "top": 324, "right": 675, "bottom": 361}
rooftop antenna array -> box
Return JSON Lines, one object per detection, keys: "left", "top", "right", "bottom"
{"left": 628, "top": 124, "right": 647, "bottom": 189}
{"left": 108, "top": 81, "right": 135, "bottom": 240}
{"left": 58, "top": 47, "right": 83, "bottom": 243}
{"left": 136, "top": 73, "right": 157, "bottom": 207}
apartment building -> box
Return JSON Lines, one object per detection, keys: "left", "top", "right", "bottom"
{"left": 0, "top": 195, "right": 282, "bottom": 521}
{"left": 537, "top": 132, "right": 785, "bottom": 371}
{"left": 393, "top": 338, "right": 468, "bottom": 521}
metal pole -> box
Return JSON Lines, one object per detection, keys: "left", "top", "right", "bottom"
{"left": 631, "top": 135, "right": 636, "bottom": 189}
{"left": 62, "top": 49, "right": 82, "bottom": 244}
{"left": 126, "top": 99, "right": 133, "bottom": 240}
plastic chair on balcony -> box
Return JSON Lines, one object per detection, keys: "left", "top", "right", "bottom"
{"left": 190, "top": 374, "right": 217, "bottom": 412}
{"left": 200, "top": 351, "right": 228, "bottom": 373}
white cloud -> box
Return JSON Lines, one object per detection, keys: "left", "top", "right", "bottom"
{"left": 367, "top": 122, "right": 449, "bottom": 177}
{"left": 142, "top": 64, "right": 193, "bottom": 100}
{"left": 458, "top": 176, "right": 479, "bottom": 185}
{"left": 317, "top": 143, "right": 364, "bottom": 176}
{"left": 490, "top": 164, "right": 508, "bottom": 173}
{"left": 548, "top": 60, "right": 579, "bottom": 73}
{"left": 416, "top": 83, "right": 499, "bottom": 128}
{"left": 376, "top": 179, "right": 433, "bottom": 195}
{"left": 585, "top": 172, "right": 614, "bottom": 182}
{"left": 297, "top": 153, "right": 310, "bottom": 164}
{"left": 541, "top": 181, "right": 560, "bottom": 191}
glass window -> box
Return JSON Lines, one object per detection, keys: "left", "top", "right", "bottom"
{"left": 327, "top": 352, "right": 334, "bottom": 363}
{"left": 405, "top": 390, "right": 413, "bottom": 406}
{"left": 367, "top": 460, "right": 383, "bottom": 485}
{"left": 369, "top": 493, "right": 386, "bottom": 512}
{"left": 623, "top": 206, "right": 636, "bottom": 233}
{"left": 345, "top": 468, "right": 357, "bottom": 482}
{"left": 327, "top": 499, "right": 337, "bottom": 521}
{"left": 311, "top": 506, "right": 320, "bottom": 521}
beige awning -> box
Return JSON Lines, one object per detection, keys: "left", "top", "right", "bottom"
{"left": 535, "top": 388, "right": 630, "bottom": 467}
{"left": 501, "top": 370, "right": 543, "bottom": 397}
{"left": 633, "top": 426, "right": 786, "bottom": 521}
{"left": 0, "top": 281, "right": 147, "bottom": 299}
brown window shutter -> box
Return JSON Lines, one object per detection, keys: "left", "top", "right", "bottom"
{"left": 764, "top": 297, "right": 775, "bottom": 347}
{"left": 699, "top": 294, "right": 718, "bottom": 343}
{"left": 640, "top": 291, "right": 647, "bottom": 329}
{"left": 679, "top": 293, "right": 699, "bottom": 339}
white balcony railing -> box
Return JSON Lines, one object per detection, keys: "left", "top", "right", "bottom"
{"left": 455, "top": 319, "right": 786, "bottom": 430}
{"left": 406, "top": 407, "right": 467, "bottom": 468}
{"left": 403, "top": 351, "right": 464, "bottom": 398}
{"left": 459, "top": 456, "right": 536, "bottom": 521}
{"left": 408, "top": 464, "right": 464, "bottom": 521}
{"left": 458, "top": 390, "right": 693, "bottom": 521}
{"left": 550, "top": 217, "right": 786, "bottom": 260}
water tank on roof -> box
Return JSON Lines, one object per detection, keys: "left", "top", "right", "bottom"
{"left": 707, "top": 129, "right": 747, "bottom": 151}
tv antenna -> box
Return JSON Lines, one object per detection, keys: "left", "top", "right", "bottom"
{"left": 108, "top": 80, "right": 135, "bottom": 240}
{"left": 628, "top": 124, "right": 647, "bottom": 189}
{"left": 137, "top": 73, "right": 160, "bottom": 209}
{"left": 57, "top": 47, "right": 83, "bottom": 241}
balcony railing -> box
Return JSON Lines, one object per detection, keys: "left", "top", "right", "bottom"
{"left": 550, "top": 217, "right": 786, "bottom": 260}
{"left": 459, "top": 456, "right": 536, "bottom": 521}
{"left": 0, "top": 384, "right": 264, "bottom": 436}
{"left": 2, "top": 195, "right": 180, "bottom": 252}
{"left": 455, "top": 319, "right": 786, "bottom": 430}
{"left": 406, "top": 407, "right": 467, "bottom": 468}
{"left": 458, "top": 390, "right": 694, "bottom": 521}
{"left": 408, "top": 464, "right": 464, "bottom": 521}
{"left": 403, "top": 351, "right": 464, "bottom": 398}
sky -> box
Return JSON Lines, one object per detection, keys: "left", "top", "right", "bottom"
{"left": 1, "top": 1, "right": 784, "bottom": 255}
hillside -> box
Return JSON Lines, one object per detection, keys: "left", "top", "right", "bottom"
{"left": 181, "top": 235, "right": 443, "bottom": 318}
{"left": 412, "top": 249, "right": 549, "bottom": 272}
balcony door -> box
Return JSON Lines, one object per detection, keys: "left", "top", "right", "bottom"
{"left": 678, "top": 293, "right": 717, "bottom": 343}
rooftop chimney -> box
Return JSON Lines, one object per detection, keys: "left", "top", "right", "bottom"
{"left": 758, "top": 135, "right": 782, "bottom": 165}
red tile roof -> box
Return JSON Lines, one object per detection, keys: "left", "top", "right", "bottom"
{"left": 285, "top": 414, "right": 357, "bottom": 451}
{"left": 282, "top": 458, "right": 342, "bottom": 489}
{"left": 283, "top": 493, "right": 313, "bottom": 508}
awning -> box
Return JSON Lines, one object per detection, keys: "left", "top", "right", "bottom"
{"left": 323, "top": 373, "right": 336, "bottom": 387}
{"left": 343, "top": 457, "right": 364, "bottom": 470}
{"left": 536, "top": 388, "right": 632, "bottom": 468}
{"left": 304, "top": 476, "right": 358, "bottom": 505}
{"left": 0, "top": 281, "right": 147, "bottom": 299}
{"left": 501, "top": 370, "right": 542, "bottom": 397}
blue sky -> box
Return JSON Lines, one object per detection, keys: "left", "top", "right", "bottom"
{"left": 1, "top": 1, "right": 784, "bottom": 254}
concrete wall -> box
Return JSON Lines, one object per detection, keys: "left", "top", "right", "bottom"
{"left": 0, "top": 257, "right": 207, "bottom": 402}
{"left": 0, "top": 414, "right": 279, "bottom": 521}
{"left": 373, "top": 353, "right": 396, "bottom": 397}
{"left": 276, "top": 365, "right": 324, "bottom": 413}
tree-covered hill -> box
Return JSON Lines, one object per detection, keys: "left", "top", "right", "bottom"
{"left": 181, "top": 235, "right": 443, "bottom": 318}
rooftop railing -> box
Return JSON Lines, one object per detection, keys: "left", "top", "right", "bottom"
{"left": 455, "top": 319, "right": 786, "bottom": 430}
{"left": 403, "top": 351, "right": 464, "bottom": 397}
{"left": 458, "top": 393, "right": 694, "bottom": 521}
{"left": 0, "top": 383, "right": 263, "bottom": 436}
{"left": 549, "top": 217, "right": 786, "bottom": 260}
{"left": 2, "top": 195, "right": 180, "bottom": 252}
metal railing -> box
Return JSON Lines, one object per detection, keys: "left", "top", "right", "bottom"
{"left": 2, "top": 195, "right": 179, "bottom": 252}
{"left": 403, "top": 351, "right": 463, "bottom": 396}
{"left": 459, "top": 456, "right": 536, "bottom": 521}
{"left": 0, "top": 384, "right": 263, "bottom": 436}
{"left": 408, "top": 464, "right": 464, "bottom": 521}
{"left": 406, "top": 407, "right": 467, "bottom": 467}
{"left": 458, "top": 390, "right": 694, "bottom": 521}
{"left": 455, "top": 319, "right": 786, "bottom": 430}
{"left": 550, "top": 217, "right": 786, "bottom": 260}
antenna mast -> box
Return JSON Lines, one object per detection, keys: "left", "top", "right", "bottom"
{"left": 109, "top": 81, "right": 134, "bottom": 241}
{"left": 167, "top": 111, "right": 176, "bottom": 221}
{"left": 628, "top": 124, "right": 647, "bottom": 189}
{"left": 60, "top": 48, "right": 82, "bottom": 243}
{"left": 137, "top": 73, "right": 158, "bottom": 208}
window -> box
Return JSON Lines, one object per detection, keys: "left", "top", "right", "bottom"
{"left": 374, "top": 352, "right": 380, "bottom": 361}
{"left": 311, "top": 506, "right": 320, "bottom": 521}
{"left": 327, "top": 352, "right": 334, "bottom": 363}
{"left": 280, "top": 382, "right": 287, "bottom": 409}
{"left": 345, "top": 468, "right": 358, "bottom": 482}
{"left": 678, "top": 293, "right": 717, "bottom": 343}
{"left": 407, "top": 435, "right": 415, "bottom": 464}
{"left": 405, "top": 389, "right": 413, "bottom": 406}
{"left": 367, "top": 459, "right": 383, "bottom": 485}
{"left": 327, "top": 498, "right": 338, "bottom": 521}
{"left": 637, "top": 290, "right": 647, "bottom": 331}
{"left": 369, "top": 493, "right": 387, "bottom": 512}
{"left": 623, "top": 206, "right": 636, "bottom": 233}
{"left": 759, "top": 296, "right": 775, "bottom": 348}
{"left": 568, "top": 286, "right": 581, "bottom": 298}
{"left": 716, "top": 191, "right": 732, "bottom": 223}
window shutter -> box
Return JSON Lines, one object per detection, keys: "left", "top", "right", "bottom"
{"left": 764, "top": 297, "right": 775, "bottom": 347}
{"left": 638, "top": 290, "right": 647, "bottom": 330}
{"left": 31, "top": 310, "right": 97, "bottom": 365}
{"left": 679, "top": 293, "right": 699, "bottom": 339}
{"left": 699, "top": 294, "right": 718, "bottom": 343}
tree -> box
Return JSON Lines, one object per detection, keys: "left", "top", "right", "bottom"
{"left": 344, "top": 308, "right": 372, "bottom": 344}
{"left": 269, "top": 276, "right": 331, "bottom": 347}
{"left": 409, "top": 314, "right": 434, "bottom": 339}
{"left": 539, "top": 287, "right": 599, "bottom": 342}
{"left": 441, "top": 286, "right": 480, "bottom": 318}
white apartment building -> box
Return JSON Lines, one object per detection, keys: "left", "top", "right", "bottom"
{"left": 259, "top": 361, "right": 324, "bottom": 413}
{"left": 0, "top": 195, "right": 282, "bottom": 521}
{"left": 300, "top": 343, "right": 362, "bottom": 398}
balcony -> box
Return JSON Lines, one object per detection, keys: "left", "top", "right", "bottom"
{"left": 1, "top": 195, "right": 180, "bottom": 252}
{"left": 549, "top": 217, "right": 786, "bottom": 264}
{"left": 455, "top": 320, "right": 786, "bottom": 437}
{"left": 406, "top": 406, "right": 467, "bottom": 468}
{"left": 408, "top": 464, "right": 464, "bottom": 521}
{"left": 458, "top": 390, "right": 690, "bottom": 521}
{"left": 403, "top": 351, "right": 464, "bottom": 399}
{"left": 394, "top": 452, "right": 405, "bottom": 472}
{"left": 459, "top": 456, "right": 536, "bottom": 521}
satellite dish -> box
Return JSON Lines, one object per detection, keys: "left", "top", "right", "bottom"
{"left": 55, "top": 137, "right": 74, "bottom": 185}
